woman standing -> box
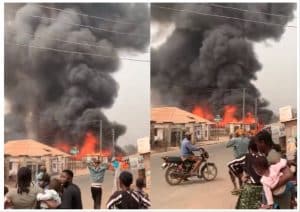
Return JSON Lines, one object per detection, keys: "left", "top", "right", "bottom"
{"left": 255, "top": 130, "right": 294, "bottom": 209}
{"left": 5, "top": 167, "right": 43, "bottom": 209}
{"left": 235, "top": 137, "right": 263, "bottom": 209}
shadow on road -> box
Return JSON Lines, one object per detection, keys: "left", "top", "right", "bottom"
{"left": 166, "top": 177, "right": 225, "bottom": 186}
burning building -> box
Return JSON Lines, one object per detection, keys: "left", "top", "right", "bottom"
{"left": 193, "top": 104, "right": 260, "bottom": 135}
{"left": 151, "top": 107, "right": 213, "bottom": 149}
{"left": 5, "top": 3, "right": 149, "bottom": 157}
{"left": 151, "top": 3, "right": 296, "bottom": 126}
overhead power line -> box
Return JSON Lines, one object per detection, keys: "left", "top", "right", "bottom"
{"left": 29, "top": 15, "right": 148, "bottom": 37}
{"left": 5, "top": 42, "right": 150, "bottom": 63}
{"left": 152, "top": 5, "right": 297, "bottom": 28}
{"left": 210, "top": 3, "right": 296, "bottom": 19}
{"left": 37, "top": 4, "right": 143, "bottom": 26}
{"left": 6, "top": 30, "right": 149, "bottom": 53}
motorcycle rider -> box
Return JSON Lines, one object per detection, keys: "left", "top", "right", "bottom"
{"left": 180, "top": 132, "right": 202, "bottom": 176}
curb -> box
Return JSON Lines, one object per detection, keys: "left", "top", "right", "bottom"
{"left": 198, "top": 140, "right": 227, "bottom": 147}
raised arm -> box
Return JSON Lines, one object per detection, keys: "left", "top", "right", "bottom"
{"left": 226, "top": 138, "right": 236, "bottom": 148}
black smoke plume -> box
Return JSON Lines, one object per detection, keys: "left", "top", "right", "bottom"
{"left": 151, "top": 3, "right": 296, "bottom": 123}
{"left": 5, "top": 3, "right": 149, "bottom": 150}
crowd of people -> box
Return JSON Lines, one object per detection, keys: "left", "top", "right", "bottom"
{"left": 226, "top": 130, "right": 297, "bottom": 209}
{"left": 4, "top": 157, "right": 151, "bottom": 209}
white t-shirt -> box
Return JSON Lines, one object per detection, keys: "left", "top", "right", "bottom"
{"left": 37, "top": 189, "right": 61, "bottom": 209}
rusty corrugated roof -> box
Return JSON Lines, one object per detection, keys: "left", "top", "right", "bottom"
{"left": 5, "top": 139, "right": 71, "bottom": 157}
{"left": 151, "top": 107, "right": 214, "bottom": 124}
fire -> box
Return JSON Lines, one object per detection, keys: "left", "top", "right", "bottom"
{"left": 192, "top": 104, "right": 263, "bottom": 130}
{"left": 54, "top": 142, "right": 70, "bottom": 153}
{"left": 54, "top": 131, "right": 114, "bottom": 160}
{"left": 243, "top": 112, "right": 256, "bottom": 124}
{"left": 219, "top": 105, "right": 239, "bottom": 127}
{"left": 192, "top": 106, "right": 214, "bottom": 121}
{"left": 75, "top": 132, "right": 97, "bottom": 159}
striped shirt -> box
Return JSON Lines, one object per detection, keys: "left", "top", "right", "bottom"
{"left": 107, "top": 190, "right": 151, "bottom": 209}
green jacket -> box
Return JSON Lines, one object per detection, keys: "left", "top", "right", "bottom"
{"left": 87, "top": 163, "right": 108, "bottom": 183}
{"left": 226, "top": 136, "right": 250, "bottom": 158}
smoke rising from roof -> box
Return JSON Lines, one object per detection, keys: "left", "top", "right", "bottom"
{"left": 151, "top": 3, "right": 296, "bottom": 123}
{"left": 5, "top": 3, "right": 149, "bottom": 149}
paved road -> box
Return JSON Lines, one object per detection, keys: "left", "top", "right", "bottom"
{"left": 151, "top": 143, "right": 238, "bottom": 209}
{"left": 73, "top": 170, "right": 115, "bottom": 209}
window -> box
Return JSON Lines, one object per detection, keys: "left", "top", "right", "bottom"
{"left": 154, "top": 128, "right": 158, "bottom": 136}
{"left": 9, "top": 162, "right": 13, "bottom": 170}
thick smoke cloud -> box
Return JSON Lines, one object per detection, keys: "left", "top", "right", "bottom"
{"left": 151, "top": 3, "right": 296, "bottom": 123}
{"left": 5, "top": 3, "right": 149, "bottom": 149}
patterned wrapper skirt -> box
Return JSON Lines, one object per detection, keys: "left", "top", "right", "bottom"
{"left": 235, "top": 184, "right": 263, "bottom": 209}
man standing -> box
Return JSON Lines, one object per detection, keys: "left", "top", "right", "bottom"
{"left": 107, "top": 171, "right": 151, "bottom": 209}
{"left": 180, "top": 132, "right": 202, "bottom": 175}
{"left": 87, "top": 157, "right": 109, "bottom": 209}
{"left": 226, "top": 131, "right": 250, "bottom": 194}
{"left": 36, "top": 166, "right": 47, "bottom": 186}
{"left": 59, "top": 169, "right": 82, "bottom": 209}
{"left": 111, "top": 157, "right": 121, "bottom": 194}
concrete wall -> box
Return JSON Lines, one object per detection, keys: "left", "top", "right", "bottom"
{"left": 5, "top": 155, "right": 71, "bottom": 180}
{"left": 284, "top": 120, "right": 297, "bottom": 138}
{"left": 152, "top": 122, "right": 211, "bottom": 148}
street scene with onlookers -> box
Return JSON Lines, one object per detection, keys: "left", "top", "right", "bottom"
{"left": 4, "top": 2, "right": 150, "bottom": 209}
{"left": 151, "top": 2, "right": 297, "bottom": 209}
{"left": 2, "top": 1, "right": 298, "bottom": 210}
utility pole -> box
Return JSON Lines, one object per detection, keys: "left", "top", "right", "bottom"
{"left": 99, "top": 119, "right": 102, "bottom": 157}
{"left": 112, "top": 128, "right": 115, "bottom": 157}
{"left": 254, "top": 98, "right": 258, "bottom": 130}
{"left": 242, "top": 88, "right": 246, "bottom": 130}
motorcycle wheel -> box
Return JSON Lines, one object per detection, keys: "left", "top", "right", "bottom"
{"left": 165, "top": 166, "right": 182, "bottom": 185}
{"left": 201, "top": 163, "right": 217, "bottom": 181}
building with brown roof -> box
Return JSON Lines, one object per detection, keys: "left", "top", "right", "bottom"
{"left": 4, "top": 139, "right": 71, "bottom": 182}
{"left": 151, "top": 107, "right": 214, "bottom": 150}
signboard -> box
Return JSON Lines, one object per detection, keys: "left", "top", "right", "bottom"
{"left": 279, "top": 106, "right": 293, "bottom": 122}
{"left": 137, "top": 137, "right": 150, "bottom": 154}
{"left": 70, "top": 146, "right": 79, "bottom": 155}
{"left": 271, "top": 124, "right": 285, "bottom": 144}
{"left": 214, "top": 115, "right": 222, "bottom": 122}
{"left": 129, "top": 156, "right": 144, "bottom": 170}
{"left": 264, "top": 123, "right": 285, "bottom": 144}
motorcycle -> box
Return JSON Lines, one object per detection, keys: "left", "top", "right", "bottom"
{"left": 161, "top": 148, "right": 218, "bottom": 185}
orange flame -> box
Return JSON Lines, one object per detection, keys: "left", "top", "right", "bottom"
{"left": 219, "top": 105, "right": 239, "bottom": 127}
{"left": 75, "top": 132, "right": 97, "bottom": 159}
{"left": 54, "top": 131, "right": 116, "bottom": 160}
{"left": 192, "top": 104, "right": 263, "bottom": 130}
{"left": 243, "top": 112, "right": 256, "bottom": 124}
{"left": 192, "top": 106, "right": 214, "bottom": 121}
{"left": 54, "top": 142, "right": 71, "bottom": 153}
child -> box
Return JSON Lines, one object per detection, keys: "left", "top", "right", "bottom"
{"left": 37, "top": 178, "right": 62, "bottom": 209}
{"left": 253, "top": 155, "right": 288, "bottom": 209}
{"left": 135, "top": 177, "right": 150, "bottom": 209}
